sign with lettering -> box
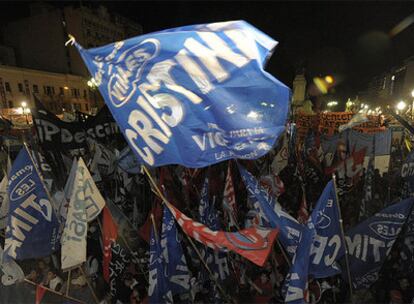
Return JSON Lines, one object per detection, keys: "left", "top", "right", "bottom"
{"left": 3, "top": 147, "right": 60, "bottom": 261}
{"left": 31, "top": 95, "right": 119, "bottom": 150}
{"left": 344, "top": 198, "right": 414, "bottom": 289}
{"left": 75, "top": 21, "right": 290, "bottom": 167}
{"left": 296, "top": 112, "right": 384, "bottom": 141}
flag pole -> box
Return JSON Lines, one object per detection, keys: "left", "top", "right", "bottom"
{"left": 142, "top": 165, "right": 236, "bottom": 304}
{"left": 78, "top": 265, "right": 100, "bottom": 304}
{"left": 66, "top": 269, "right": 71, "bottom": 297}
{"left": 332, "top": 174, "right": 354, "bottom": 303}
{"left": 24, "top": 279, "right": 86, "bottom": 304}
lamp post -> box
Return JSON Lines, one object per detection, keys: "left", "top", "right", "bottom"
{"left": 21, "top": 101, "right": 29, "bottom": 125}
{"left": 87, "top": 78, "right": 98, "bottom": 113}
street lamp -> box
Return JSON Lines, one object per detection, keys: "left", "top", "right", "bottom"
{"left": 21, "top": 101, "right": 29, "bottom": 124}
{"left": 87, "top": 78, "right": 98, "bottom": 112}
{"left": 397, "top": 100, "right": 407, "bottom": 111}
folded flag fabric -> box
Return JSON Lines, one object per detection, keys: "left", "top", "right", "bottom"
{"left": 167, "top": 203, "right": 278, "bottom": 267}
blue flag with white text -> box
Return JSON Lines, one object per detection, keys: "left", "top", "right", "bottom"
{"left": 308, "top": 181, "right": 344, "bottom": 278}
{"left": 149, "top": 226, "right": 173, "bottom": 303}
{"left": 344, "top": 198, "right": 414, "bottom": 289}
{"left": 160, "top": 206, "right": 191, "bottom": 296}
{"left": 3, "top": 147, "right": 60, "bottom": 261}
{"left": 284, "top": 223, "right": 313, "bottom": 303}
{"left": 198, "top": 177, "right": 230, "bottom": 302}
{"left": 238, "top": 164, "right": 303, "bottom": 257}
{"left": 75, "top": 21, "right": 290, "bottom": 168}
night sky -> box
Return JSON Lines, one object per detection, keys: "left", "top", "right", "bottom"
{"left": 1, "top": 1, "right": 414, "bottom": 102}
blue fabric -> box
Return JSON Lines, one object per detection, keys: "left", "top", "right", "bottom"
{"left": 344, "top": 198, "right": 414, "bottom": 289}
{"left": 117, "top": 146, "right": 141, "bottom": 174}
{"left": 238, "top": 164, "right": 303, "bottom": 257}
{"left": 308, "top": 181, "right": 344, "bottom": 278}
{"left": 284, "top": 224, "right": 313, "bottom": 303}
{"left": 198, "top": 177, "right": 229, "bottom": 284}
{"left": 160, "top": 206, "right": 190, "bottom": 295}
{"left": 149, "top": 226, "right": 173, "bottom": 303}
{"left": 3, "top": 147, "right": 60, "bottom": 261}
{"left": 75, "top": 21, "right": 290, "bottom": 168}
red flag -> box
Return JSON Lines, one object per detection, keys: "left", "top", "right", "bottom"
{"left": 167, "top": 204, "right": 278, "bottom": 267}
{"left": 35, "top": 285, "right": 47, "bottom": 304}
{"left": 223, "top": 164, "right": 238, "bottom": 227}
{"left": 102, "top": 207, "right": 118, "bottom": 283}
{"left": 138, "top": 199, "right": 163, "bottom": 243}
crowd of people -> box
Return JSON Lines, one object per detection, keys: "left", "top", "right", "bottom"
{"left": 1, "top": 124, "right": 414, "bottom": 304}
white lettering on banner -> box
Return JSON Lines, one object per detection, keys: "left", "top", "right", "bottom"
{"left": 345, "top": 234, "right": 396, "bottom": 263}
{"left": 34, "top": 119, "right": 86, "bottom": 145}
{"left": 310, "top": 234, "right": 341, "bottom": 267}
{"left": 4, "top": 194, "right": 53, "bottom": 258}
{"left": 95, "top": 30, "right": 255, "bottom": 165}
{"left": 401, "top": 162, "right": 414, "bottom": 178}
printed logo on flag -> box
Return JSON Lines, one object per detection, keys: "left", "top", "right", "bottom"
{"left": 225, "top": 230, "right": 269, "bottom": 250}
{"left": 76, "top": 21, "right": 290, "bottom": 167}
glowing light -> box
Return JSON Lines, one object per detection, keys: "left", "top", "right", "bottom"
{"left": 390, "top": 13, "right": 414, "bottom": 37}
{"left": 364, "top": 104, "right": 369, "bottom": 109}
{"left": 411, "top": 89, "right": 414, "bottom": 98}
{"left": 21, "top": 101, "right": 27, "bottom": 108}
{"left": 397, "top": 101, "right": 407, "bottom": 111}
{"left": 64, "top": 86, "right": 69, "bottom": 90}
{"left": 313, "top": 77, "right": 328, "bottom": 94}
{"left": 247, "top": 111, "right": 260, "bottom": 120}
{"left": 325, "top": 75, "right": 334, "bottom": 84}
{"left": 391, "top": 75, "right": 395, "bottom": 81}
{"left": 327, "top": 101, "right": 338, "bottom": 107}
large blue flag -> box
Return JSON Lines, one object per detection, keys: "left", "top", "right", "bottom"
{"left": 3, "top": 147, "right": 60, "bottom": 261}
{"left": 284, "top": 180, "right": 344, "bottom": 303}
{"left": 344, "top": 198, "right": 414, "bottom": 289}
{"left": 160, "top": 206, "right": 191, "bottom": 296}
{"left": 308, "top": 181, "right": 344, "bottom": 278}
{"left": 74, "top": 21, "right": 290, "bottom": 168}
{"left": 284, "top": 223, "right": 313, "bottom": 303}
{"left": 149, "top": 225, "right": 173, "bottom": 303}
{"left": 238, "top": 164, "right": 303, "bottom": 257}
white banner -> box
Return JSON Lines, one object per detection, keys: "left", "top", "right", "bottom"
{"left": 0, "top": 245, "right": 24, "bottom": 286}
{"left": 61, "top": 158, "right": 88, "bottom": 271}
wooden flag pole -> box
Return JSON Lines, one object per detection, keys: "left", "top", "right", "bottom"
{"left": 332, "top": 174, "right": 354, "bottom": 303}
{"left": 66, "top": 269, "right": 71, "bottom": 297}
{"left": 24, "top": 279, "right": 86, "bottom": 304}
{"left": 78, "top": 265, "right": 100, "bottom": 304}
{"left": 142, "top": 165, "right": 236, "bottom": 304}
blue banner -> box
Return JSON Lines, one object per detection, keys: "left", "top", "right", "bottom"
{"left": 75, "top": 21, "right": 290, "bottom": 168}
{"left": 344, "top": 198, "right": 414, "bottom": 289}
{"left": 198, "top": 177, "right": 230, "bottom": 285}
{"left": 238, "top": 164, "right": 303, "bottom": 257}
{"left": 160, "top": 206, "right": 190, "bottom": 295}
{"left": 284, "top": 224, "right": 313, "bottom": 303}
{"left": 3, "top": 147, "right": 60, "bottom": 261}
{"left": 149, "top": 226, "right": 173, "bottom": 303}
{"left": 309, "top": 181, "right": 344, "bottom": 278}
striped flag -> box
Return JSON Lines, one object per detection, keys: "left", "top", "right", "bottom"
{"left": 167, "top": 203, "right": 278, "bottom": 267}
{"left": 223, "top": 163, "right": 238, "bottom": 228}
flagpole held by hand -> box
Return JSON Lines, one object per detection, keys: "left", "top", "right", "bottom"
{"left": 332, "top": 174, "right": 354, "bottom": 304}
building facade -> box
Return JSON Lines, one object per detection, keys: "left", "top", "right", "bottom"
{"left": 0, "top": 64, "right": 94, "bottom": 114}
{"left": 2, "top": 3, "right": 142, "bottom": 77}
{"left": 361, "top": 56, "right": 414, "bottom": 107}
